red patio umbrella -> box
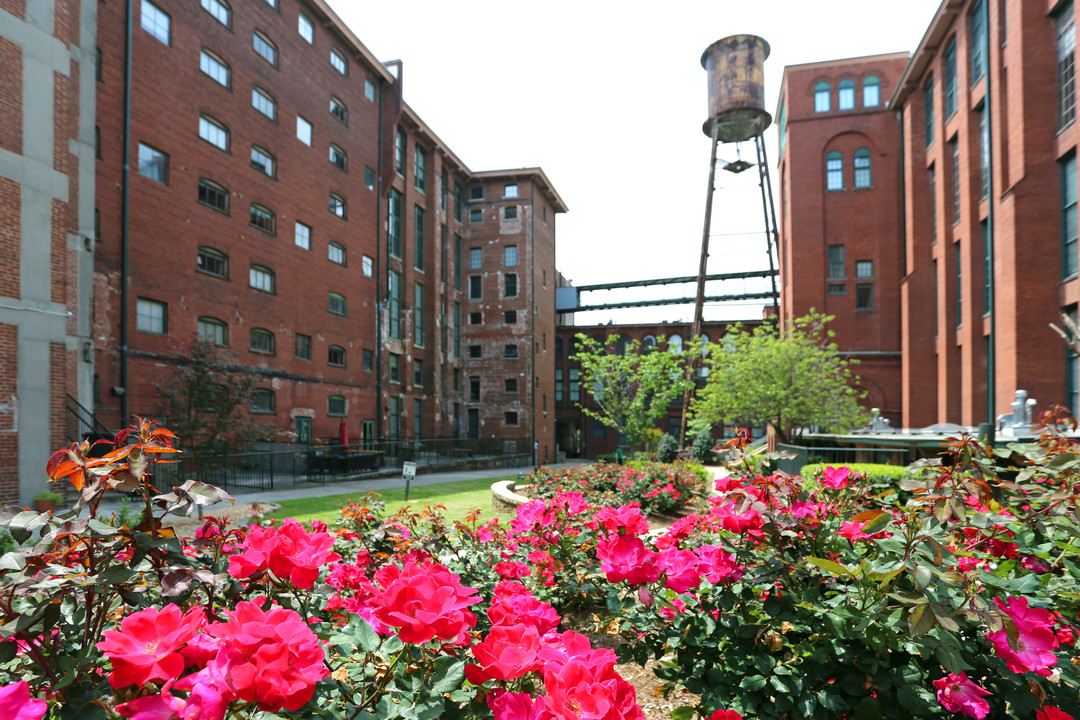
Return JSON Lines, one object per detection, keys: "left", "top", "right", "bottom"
{"left": 338, "top": 417, "right": 349, "bottom": 447}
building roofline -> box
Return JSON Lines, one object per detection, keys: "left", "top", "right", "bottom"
{"left": 890, "top": 0, "right": 965, "bottom": 108}
{"left": 400, "top": 102, "right": 471, "bottom": 174}
{"left": 470, "top": 168, "right": 569, "bottom": 213}
{"left": 776, "top": 51, "right": 911, "bottom": 116}
{"left": 307, "top": 0, "right": 396, "bottom": 83}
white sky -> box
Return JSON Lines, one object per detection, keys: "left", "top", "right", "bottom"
{"left": 332, "top": 0, "right": 944, "bottom": 324}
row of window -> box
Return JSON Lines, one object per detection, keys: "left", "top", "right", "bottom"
{"left": 251, "top": 390, "right": 352, "bottom": 417}
{"left": 469, "top": 310, "right": 518, "bottom": 325}
{"left": 137, "top": 292, "right": 349, "bottom": 335}
{"left": 465, "top": 344, "right": 521, "bottom": 359}
{"left": 824, "top": 149, "right": 872, "bottom": 190}
{"left": 814, "top": 77, "right": 880, "bottom": 113}
{"left": 826, "top": 246, "right": 875, "bottom": 310}
{"left": 196, "top": 246, "right": 369, "bottom": 288}
{"left": 466, "top": 273, "right": 518, "bottom": 300}
{"left": 469, "top": 206, "right": 519, "bottom": 223}
{"left": 466, "top": 376, "right": 523, "bottom": 401}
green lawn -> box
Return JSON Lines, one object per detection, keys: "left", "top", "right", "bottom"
{"left": 265, "top": 476, "right": 517, "bottom": 526}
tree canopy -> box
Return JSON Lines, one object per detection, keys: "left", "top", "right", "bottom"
{"left": 690, "top": 313, "right": 864, "bottom": 443}
{"left": 571, "top": 333, "right": 691, "bottom": 447}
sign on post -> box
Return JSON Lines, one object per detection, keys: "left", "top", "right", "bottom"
{"left": 402, "top": 461, "right": 416, "bottom": 501}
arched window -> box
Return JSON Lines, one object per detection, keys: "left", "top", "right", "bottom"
{"left": 197, "top": 317, "right": 227, "bottom": 346}
{"left": 668, "top": 334, "right": 683, "bottom": 353}
{"left": 197, "top": 246, "right": 227, "bottom": 278}
{"left": 250, "top": 328, "right": 275, "bottom": 354}
{"left": 814, "top": 82, "right": 831, "bottom": 112}
{"left": 642, "top": 335, "right": 657, "bottom": 354}
{"left": 854, "top": 148, "right": 872, "bottom": 188}
{"left": 826, "top": 151, "right": 844, "bottom": 191}
{"left": 249, "top": 264, "right": 274, "bottom": 292}
{"left": 698, "top": 335, "right": 710, "bottom": 378}
{"left": 328, "top": 395, "right": 346, "bottom": 417}
{"left": 838, "top": 79, "right": 855, "bottom": 110}
{"left": 328, "top": 345, "right": 345, "bottom": 367}
{"left": 252, "top": 31, "right": 277, "bottom": 66}
{"left": 330, "top": 96, "right": 347, "bottom": 124}
{"left": 863, "top": 76, "right": 880, "bottom": 107}
{"left": 616, "top": 336, "right": 630, "bottom": 355}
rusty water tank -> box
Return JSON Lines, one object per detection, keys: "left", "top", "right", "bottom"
{"left": 701, "top": 34, "right": 772, "bottom": 142}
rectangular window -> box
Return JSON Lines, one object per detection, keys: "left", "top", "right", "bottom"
{"left": 198, "top": 115, "right": 228, "bottom": 151}
{"left": 504, "top": 206, "right": 518, "bottom": 220}
{"left": 364, "top": 166, "right": 375, "bottom": 190}
{"left": 470, "top": 312, "right": 482, "bottom": 325}
{"left": 924, "top": 76, "right": 935, "bottom": 146}
{"left": 251, "top": 146, "right": 274, "bottom": 177}
{"left": 329, "top": 144, "right": 347, "bottom": 170}
{"left": 505, "top": 411, "right": 518, "bottom": 426}
{"left": 978, "top": 105, "right": 989, "bottom": 199}
{"left": 389, "top": 353, "right": 401, "bottom": 383}
{"left": 388, "top": 397, "right": 400, "bottom": 441}
{"left": 296, "top": 116, "right": 312, "bottom": 146}
{"left": 1063, "top": 154, "right": 1078, "bottom": 279}
{"left": 505, "top": 273, "right": 518, "bottom": 297}
{"left": 362, "top": 349, "right": 374, "bottom": 371}
{"left": 330, "top": 48, "right": 347, "bottom": 75}
{"left": 249, "top": 265, "right": 274, "bottom": 292}
{"left": 362, "top": 255, "right": 373, "bottom": 277}
{"left": 328, "top": 395, "right": 346, "bottom": 417}
{"left": 933, "top": 258, "right": 939, "bottom": 337}
{"left": 365, "top": 78, "right": 376, "bottom": 102}
{"left": 505, "top": 378, "right": 518, "bottom": 394}
{"left": 327, "top": 345, "right": 345, "bottom": 367}
{"left": 251, "top": 389, "right": 275, "bottom": 413}
{"left": 944, "top": 37, "right": 957, "bottom": 118}
{"left": 295, "top": 333, "right": 311, "bottom": 360}
{"left": 200, "top": 50, "right": 229, "bottom": 87}
{"left": 454, "top": 235, "right": 462, "bottom": 291}
{"left": 395, "top": 128, "right": 405, "bottom": 175}
{"left": 295, "top": 221, "right": 311, "bottom": 250}
{"left": 388, "top": 189, "right": 402, "bottom": 257}
{"left": 141, "top": 0, "right": 170, "bottom": 45}
{"left": 298, "top": 12, "right": 313, "bottom": 42}
{"left": 1069, "top": 306, "right": 1079, "bottom": 416}
{"left": 569, "top": 368, "right": 580, "bottom": 402}
{"left": 469, "top": 275, "right": 482, "bottom": 300}
{"left": 454, "top": 181, "right": 463, "bottom": 222}
{"left": 929, "top": 165, "right": 937, "bottom": 244}
{"left": 855, "top": 260, "right": 874, "bottom": 278}
{"left": 414, "top": 283, "right": 424, "bottom": 347}
{"left": 414, "top": 360, "right": 423, "bottom": 387}
{"left": 329, "top": 242, "right": 345, "bottom": 265}
{"left": 955, "top": 242, "right": 963, "bottom": 326}
{"left": 505, "top": 309, "right": 517, "bottom": 323}
{"left": 504, "top": 184, "right": 518, "bottom": 198}
{"left": 470, "top": 185, "right": 484, "bottom": 200}
{"left": 415, "top": 147, "right": 427, "bottom": 192}
{"left": 136, "top": 298, "right": 166, "bottom": 333}
{"left": 827, "top": 244, "right": 845, "bottom": 280}
{"left": 440, "top": 225, "right": 448, "bottom": 284}
{"left": 855, "top": 283, "right": 874, "bottom": 310}
{"left": 469, "top": 345, "right": 481, "bottom": 359}
{"left": 555, "top": 368, "right": 563, "bottom": 402}
{"left": 825, "top": 153, "right": 843, "bottom": 191}
{"left": 982, "top": 221, "right": 992, "bottom": 315}
{"left": 970, "top": 0, "right": 986, "bottom": 84}
{"left": 252, "top": 88, "right": 276, "bottom": 120}
{"left": 137, "top": 143, "right": 168, "bottom": 183}
{"left": 469, "top": 247, "right": 482, "bottom": 270}
{"left": 504, "top": 245, "right": 518, "bottom": 266}
{"left": 414, "top": 206, "right": 425, "bottom": 270}
{"left": 504, "top": 344, "right": 518, "bottom": 359}
{"left": 414, "top": 399, "right": 423, "bottom": 438}
{"left": 454, "top": 302, "right": 461, "bottom": 357}
{"left": 469, "top": 208, "right": 482, "bottom": 224}
{"left": 469, "top": 376, "right": 481, "bottom": 403}
{"left": 388, "top": 270, "right": 402, "bottom": 340}
{"left": 1060, "top": 3, "right": 1076, "bottom": 129}
{"left": 951, "top": 137, "right": 961, "bottom": 224}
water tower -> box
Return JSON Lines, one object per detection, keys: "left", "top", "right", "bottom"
{"left": 682, "top": 34, "right": 781, "bottom": 443}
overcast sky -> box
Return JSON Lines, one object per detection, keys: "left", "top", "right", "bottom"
{"left": 332, "top": 0, "right": 944, "bottom": 324}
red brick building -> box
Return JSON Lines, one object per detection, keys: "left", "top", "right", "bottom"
{"left": 0, "top": 0, "right": 96, "bottom": 504}
{"left": 775, "top": 53, "right": 910, "bottom": 426}
{"left": 781, "top": 0, "right": 1080, "bottom": 427}
{"left": 92, "top": 0, "right": 565, "bottom": 453}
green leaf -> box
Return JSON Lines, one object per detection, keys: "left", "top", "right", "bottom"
{"left": 428, "top": 656, "right": 465, "bottom": 695}
{"left": 907, "top": 604, "right": 936, "bottom": 636}
{"left": 817, "top": 690, "right": 846, "bottom": 712}
{"left": 807, "top": 556, "right": 850, "bottom": 576}
{"left": 670, "top": 707, "right": 696, "bottom": 720}
{"left": 913, "top": 564, "right": 933, "bottom": 592}
{"left": 740, "top": 675, "right": 767, "bottom": 691}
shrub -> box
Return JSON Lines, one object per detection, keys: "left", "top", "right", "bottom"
{"left": 657, "top": 433, "right": 680, "bottom": 463}
{"left": 801, "top": 461, "right": 912, "bottom": 503}
{"left": 691, "top": 427, "right": 716, "bottom": 463}
{"left": 526, "top": 462, "right": 701, "bottom": 516}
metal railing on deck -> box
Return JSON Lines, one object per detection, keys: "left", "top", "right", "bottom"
{"left": 65, "top": 394, "right": 113, "bottom": 445}
{"left": 775, "top": 444, "right": 913, "bottom": 475}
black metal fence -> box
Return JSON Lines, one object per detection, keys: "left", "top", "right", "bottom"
{"left": 150, "top": 436, "right": 533, "bottom": 494}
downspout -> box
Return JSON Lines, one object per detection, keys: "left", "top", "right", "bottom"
{"left": 375, "top": 83, "right": 384, "bottom": 441}
{"left": 530, "top": 181, "right": 537, "bottom": 466}
{"left": 119, "top": 0, "right": 134, "bottom": 425}
{"left": 984, "top": 0, "right": 996, "bottom": 425}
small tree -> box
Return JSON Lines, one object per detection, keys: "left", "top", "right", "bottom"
{"left": 154, "top": 338, "right": 279, "bottom": 455}
{"left": 657, "top": 433, "right": 680, "bottom": 463}
{"left": 690, "top": 313, "right": 864, "bottom": 444}
{"left": 572, "top": 334, "right": 691, "bottom": 449}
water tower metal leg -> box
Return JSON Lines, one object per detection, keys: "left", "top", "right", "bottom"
{"left": 754, "top": 135, "right": 781, "bottom": 311}
{"left": 680, "top": 124, "right": 721, "bottom": 448}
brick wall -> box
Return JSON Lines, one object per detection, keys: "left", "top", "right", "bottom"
{"left": 0, "top": 37, "right": 22, "bottom": 154}
{"left": 0, "top": 177, "right": 20, "bottom": 299}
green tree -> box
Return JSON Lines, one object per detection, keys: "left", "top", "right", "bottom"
{"left": 154, "top": 338, "right": 281, "bottom": 455}
{"left": 690, "top": 313, "right": 864, "bottom": 444}
{"left": 571, "top": 334, "right": 691, "bottom": 448}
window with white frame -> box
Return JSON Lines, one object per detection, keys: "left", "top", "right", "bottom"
{"left": 200, "top": 0, "right": 230, "bottom": 27}
{"left": 504, "top": 245, "right": 518, "bottom": 267}
{"left": 329, "top": 242, "right": 345, "bottom": 265}
{"left": 814, "top": 82, "right": 830, "bottom": 112}
{"left": 252, "top": 87, "right": 276, "bottom": 119}
{"left": 330, "top": 48, "right": 346, "bottom": 75}
{"left": 503, "top": 184, "right": 518, "bottom": 198}
{"left": 825, "top": 151, "right": 843, "bottom": 191}
{"left": 296, "top": 116, "right": 312, "bottom": 145}
{"left": 855, "top": 260, "right": 874, "bottom": 279}
{"left": 249, "top": 264, "right": 274, "bottom": 292}
{"left": 469, "top": 247, "right": 481, "bottom": 270}
{"left": 294, "top": 221, "right": 311, "bottom": 250}
{"left": 200, "top": 50, "right": 229, "bottom": 87}
{"left": 141, "top": 0, "right": 170, "bottom": 45}
{"left": 298, "top": 12, "right": 313, "bottom": 43}
{"left": 362, "top": 255, "right": 373, "bottom": 277}
{"left": 136, "top": 298, "right": 166, "bottom": 334}
{"left": 838, "top": 79, "right": 855, "bottom": 110}
{"left": 198, "top": 115, "right": 228, "bottom": 151}
{"left": 250, "top": 146, "right": 274, "bottom": 177}
{"left": 853, "top": 148, "right": 872, "bottom": 188}
{"left": 252, "top": 31, "right": 276, "bottom": 65}
{"left": 863, "top": 76, "right": 880, "bottom": 107}
{"left": 198, "top": 317, "right": 227, "bottom": 346}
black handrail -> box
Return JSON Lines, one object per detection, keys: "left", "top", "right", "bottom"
{"left": 65, "top": 394, "right": 113, "bottom": 444}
